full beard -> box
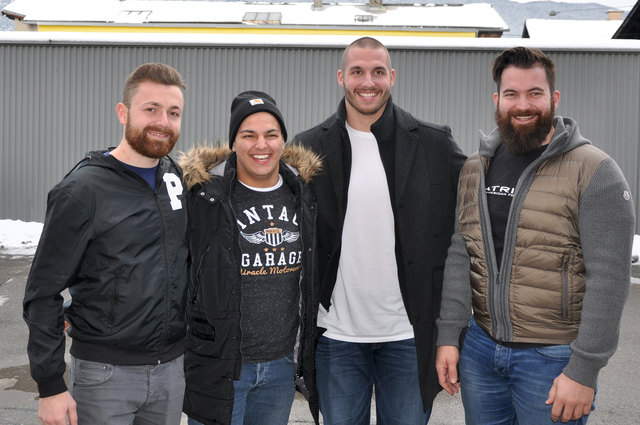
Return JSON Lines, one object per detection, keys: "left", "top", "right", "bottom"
{"left": 125, "top": 121, "right": 179, "bottom": 159}
{"left": 495, "top": 102, "right": 555, "bottom": 155}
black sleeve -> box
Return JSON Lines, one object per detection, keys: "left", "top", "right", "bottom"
{"left": 23, "top": 185, "right": 93, "bottom": 397}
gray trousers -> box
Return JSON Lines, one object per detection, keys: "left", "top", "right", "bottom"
{"left": 69, "top": 354, "right": 185, "bottom": 425}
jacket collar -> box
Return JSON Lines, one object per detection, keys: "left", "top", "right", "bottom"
{"left": 325, "top": 96, "right": 419, "bottom": 206}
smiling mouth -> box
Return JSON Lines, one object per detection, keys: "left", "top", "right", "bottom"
{"left": 251, "top": 154, "right": 270, "bottom": 161}
{"left": 357, "top": 91, "right": 378, "bottom": 99}
{"left": 147, "top": 130, "right": 170, "bottom": 139}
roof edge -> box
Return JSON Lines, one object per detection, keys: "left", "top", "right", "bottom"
{"left": 1, "top": 31, "right": 640, "bottom": 52}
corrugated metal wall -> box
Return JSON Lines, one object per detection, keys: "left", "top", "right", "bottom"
{"left": 1, "top": 39, "right": 639, "bottom": 227}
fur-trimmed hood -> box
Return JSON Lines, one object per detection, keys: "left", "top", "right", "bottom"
{"left": 177, "top": 143, "right": 322, "bottom": 190}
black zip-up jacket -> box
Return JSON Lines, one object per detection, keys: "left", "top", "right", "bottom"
{"left": 294, "top": 98, "right": 466, "bottom": 408}
{"left": 23, "top": 150, "right": 188, "bottom": 398}
{"left": 178, "top": 145, "right": 321, "bottom": 425}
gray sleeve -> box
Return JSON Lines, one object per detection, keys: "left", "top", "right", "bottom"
{"left": 436, "top": 205, "right": 473, "bottom": 347}
{"left": 564, "top": 157, "right": 635, "bottom": 388}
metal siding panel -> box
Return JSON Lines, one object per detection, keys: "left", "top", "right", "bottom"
{"left": 391, "top": 49, "right": 497, "bottom": 153}
{"left": 1, "top": 43, "right": 639, "bottom": 230}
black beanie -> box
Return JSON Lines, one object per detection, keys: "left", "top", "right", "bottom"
{"left": 228, "top": 90, "right": 287, "bottom": 148}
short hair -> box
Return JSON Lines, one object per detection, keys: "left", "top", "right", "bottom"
{"left": 341, "top": 36, "right": 392, "bottom": 72}
{"left": 492, "top": 47, "right": 556, "bottom": 93}
{"left": 122, "top": 63, "right": 186, "bottom": 107}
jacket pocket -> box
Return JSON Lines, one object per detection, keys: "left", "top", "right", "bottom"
{"left": 70, "top": 358, "right": 114, "bottom": 388}
{"left": 186, "top": 319, "right": 219, "bottom": 358}
{"left": 192, "top": 246, "right": 210, "bottom": 304}
{"left": 189, "top": 314, "right": 215, "bottom": 341}
{"left": 107, "top": 266, "right": 124, "bottom": 332}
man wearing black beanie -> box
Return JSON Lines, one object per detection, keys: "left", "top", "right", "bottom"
{"left": 179, "top": 91, "right": 322, "bottom": 425}
{"left": 228, "top": 90, "right": 288, "bottom": 148}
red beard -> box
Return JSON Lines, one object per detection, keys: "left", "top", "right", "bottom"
{"left": 125, "top": 120, "right": 179, "bottom": 159}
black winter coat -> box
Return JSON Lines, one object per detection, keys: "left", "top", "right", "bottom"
{"left": 24, "top": 151, "right": 188, "bottom": 398}
{"left": 178, "top": 145, "right": 321, "bottom": 425}
{"left": 294, "top": 98, "right": 466, "bottom": 407}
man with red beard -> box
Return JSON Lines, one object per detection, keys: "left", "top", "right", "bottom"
{"left": 24, "top": 63, "right": 189, "bottom": 425}
{"left": 436, "top": 47, "right": 634, "bottom": 424}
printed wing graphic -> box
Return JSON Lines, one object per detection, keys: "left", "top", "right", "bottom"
{"left": 240, "top": 231, "right": 267, "bottom": 244}
{"left": 282, "top": 230, "right": 300, "bottom": 242}
{"left": 240, "top": 228, "right": 300, "bottom": 247}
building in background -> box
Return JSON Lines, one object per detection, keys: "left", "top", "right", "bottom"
{"left": 1, "top": 0, "right": 509, "bottom": 37}
{"left": 1, "top": 33, "right": 639, "bottom": 224}
{"left": 523, "top": 9, "right": 625, "bottom": 39}
{"left": 614, "top": 0, "right": 640, "bottom": 39}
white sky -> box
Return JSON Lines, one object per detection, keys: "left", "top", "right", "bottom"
{"left": 1, "top": 220, "right": 639, "bottom": 284}
{"left": 511, "top": 0, "right": 637, "bottom": 11}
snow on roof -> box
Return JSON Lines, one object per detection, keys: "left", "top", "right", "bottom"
{"left": 524, "top": 19, "right": 623, "bottom": 39}
{"left": 3, "top": 0, "right": 509, "bottom": 31}
{"left": 2, "top": 29, "right": 640, "bottom": 52}
{"left": 510, "top": 0, "right": 633, "bottom": 12}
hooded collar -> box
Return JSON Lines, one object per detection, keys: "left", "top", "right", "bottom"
{"left": 479, "top": 116, "right": 591, "bottom": 160}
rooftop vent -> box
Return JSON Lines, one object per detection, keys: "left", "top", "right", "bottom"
{"left": 243, "top": 12, "right": 282, "bottom": 24}
{"left": 117, "top": 10, "right": 152, "bottom": 23}
{"left": 354, "top": 15, "right": 374, "bottom": 22}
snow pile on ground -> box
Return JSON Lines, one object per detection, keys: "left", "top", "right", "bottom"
{"left": 1, "top": 220, "right": 640, "bottom": 280}
{"left": 0, "top": 219, "right": 43, "bottom": 256}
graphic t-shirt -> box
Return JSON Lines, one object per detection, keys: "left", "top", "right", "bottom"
{"left": 233, "top": 176, "right": 302, "bottom": 363}
{"left": 485, "top": 143, "right": 547, "bottom": 268}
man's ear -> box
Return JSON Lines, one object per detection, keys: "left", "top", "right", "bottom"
{"left": 116, "top": 103, "right": 128, "bottom": 126}
{"left": 552, "top": 90, "right": 560, "bottom": 109}
{"left": 337, "top": 69, "right": 344, "bottom": 88}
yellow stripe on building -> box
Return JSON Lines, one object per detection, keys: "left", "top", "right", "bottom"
{"left": 38, "top": 25, "right": 477, "bottom": 38}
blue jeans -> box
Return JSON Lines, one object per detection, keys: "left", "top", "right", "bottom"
{"left": 188, "top": 353, "right": 295, "bottom": 425}
{"left": 459, "top": 317, "right": 594, "bottom": 425}
{"left": 69, "top": 354, "right": 185, "bottom": 425}
{"left": 315, "top": 336, "right": 431, "bottom": 425}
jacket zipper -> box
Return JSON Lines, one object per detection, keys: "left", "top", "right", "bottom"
{"left": 227, "top": 190, "right": 244, "bottom": 376}
{"left": 294, "top": 181, "right": 308, "bottom": 382}
{"left": 154, "top": 191, "right": 171, "bottom": 364}
{"left": 562, "top": 254, "right": 569, "bottom": 320}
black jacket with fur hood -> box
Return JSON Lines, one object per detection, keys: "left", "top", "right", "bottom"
{"left": 178, "top": 144, "right": 321, "bottom": 425}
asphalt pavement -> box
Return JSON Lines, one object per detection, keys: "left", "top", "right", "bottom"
{"left": 1, "top": 255, "right": 638, "bottom": 425}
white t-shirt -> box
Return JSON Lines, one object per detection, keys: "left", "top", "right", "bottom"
{"left": 317, "top": 123, "right": 414, "bottom": 342}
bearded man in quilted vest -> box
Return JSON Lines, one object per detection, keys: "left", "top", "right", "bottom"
{"left": 435, "top": 47, "right": 635, "bottom": 425}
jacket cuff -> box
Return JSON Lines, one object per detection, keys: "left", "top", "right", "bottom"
{"left": 562, "top": 355, "right": 599, "bottom": 389}
{"left": 436, "top": 323, "right": 464, "bottom": 348}
{"left": 37, "top": 375, "right": 68, "bottom": 398}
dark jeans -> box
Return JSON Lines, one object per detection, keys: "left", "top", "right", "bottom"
{"left": 315, "top": 336, "right": 431, "bottom": 425}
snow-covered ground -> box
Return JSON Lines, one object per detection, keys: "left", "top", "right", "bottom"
{"left": 1, "top": 219, "right": 639, "bottom": 284}
{"left": 0, "top": 219, "right": 43, "bottom": 256}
